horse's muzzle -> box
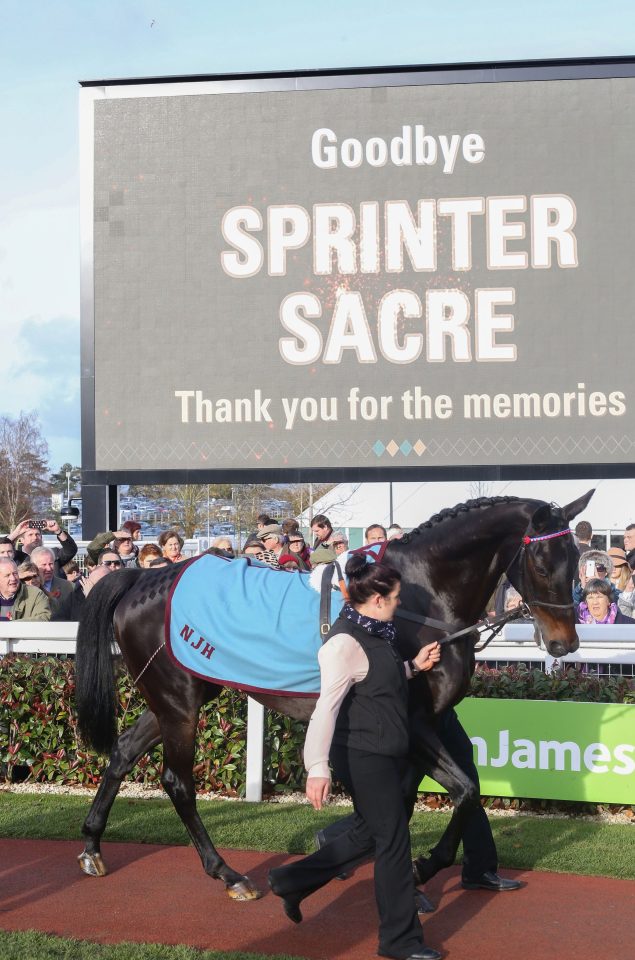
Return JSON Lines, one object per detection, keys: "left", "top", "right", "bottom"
{"left": 545, "top": 630, "right": 579, "bottom": 658}
{"left": 534, "top": 613, "right": 580, "bottom": 658}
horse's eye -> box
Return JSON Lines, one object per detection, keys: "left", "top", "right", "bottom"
{"left": 533, "top": 565, "right": 549, "bottom": 578}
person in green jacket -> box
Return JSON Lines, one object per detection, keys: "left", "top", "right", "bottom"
{"left": 0, "top": 558, "right": 51, "bottom": 621}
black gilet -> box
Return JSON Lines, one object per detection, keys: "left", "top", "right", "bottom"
{"left": 328, "top": 616, "right": 409, "bottom": 758}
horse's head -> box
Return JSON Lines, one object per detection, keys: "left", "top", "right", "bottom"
{"left": 509, "top": 489, "right": 594, "bottom": 658}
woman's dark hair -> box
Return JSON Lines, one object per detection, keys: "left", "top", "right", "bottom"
{"left": 257, "top": 513, "right": 272, "bottom": 525}
{"left": 345, "top": 555, "right": 401, "bottom": 605}
{"left": 158, "top": 529, "right": 184, "bottom": 550}
{"left": 281, "top": 518, "right": 300, "bottom": 536}
{"left": 582, "top": 578, "right": 612, "bottom": 601}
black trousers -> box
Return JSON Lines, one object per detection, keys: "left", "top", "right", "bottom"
{"left": 269, "top": 746, "right": 425, "bottom": 960}
{"left": 320, "top": 708, "right": 498, "bottom": 882}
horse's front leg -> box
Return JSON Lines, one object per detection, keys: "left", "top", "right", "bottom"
{"left": 159, "top": 717, "right": 262, "bottom": 901}
{"left": 79, "top": 708, "right": 161, "bottom": 877}
{"left": 404, "top": 733, "right": 479, "bottom": 886}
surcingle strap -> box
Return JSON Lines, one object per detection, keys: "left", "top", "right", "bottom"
{"left": 320, "top": 562, "right": 335, "bottom": 639}
{"left": 319, "top": 560, "right": 350, "bottom": 639}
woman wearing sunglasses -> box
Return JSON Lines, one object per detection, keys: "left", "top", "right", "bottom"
{"left": 17, "top": 561, "right": 44, "bottom": 591}
{"left": 286, "top": 534, "right": 311, "bottom": 570}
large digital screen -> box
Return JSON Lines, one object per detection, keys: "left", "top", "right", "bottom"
{"left": 80, "top": 62, "right": 635, "bottom": 479}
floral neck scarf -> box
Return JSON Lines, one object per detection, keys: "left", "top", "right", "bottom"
{"left": 578, "top": 601, "right": 618, "bottom": 625}
{"left": 341, "top": 602, "right": 396, "bottom": 643}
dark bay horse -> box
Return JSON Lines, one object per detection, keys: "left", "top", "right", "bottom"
{"left": 75, "top": 491, "right": 592, "bottom": 899}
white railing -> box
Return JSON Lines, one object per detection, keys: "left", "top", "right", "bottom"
{"left": 4, "top": 621, "right": 634, "bottom": 660}
{"left": 2, "top": 621, "right": 634, "bottom": 800}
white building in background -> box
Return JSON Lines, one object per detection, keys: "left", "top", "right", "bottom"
{"left": 300, "top": 479, "right": 634, "bottom": 548}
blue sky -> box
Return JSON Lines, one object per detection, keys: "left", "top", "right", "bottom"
{"left": 2, "top": 0, "right": 634, "bottom": 469}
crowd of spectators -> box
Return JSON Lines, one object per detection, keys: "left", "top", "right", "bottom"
{"left": 495, "top": 520, "right": 635, "bottom": 626}
{"left": 0, "top": 518, "right": 80, "bottom": 622}
{"left": 2, "top": 511, "right": 635, "bottom": 628}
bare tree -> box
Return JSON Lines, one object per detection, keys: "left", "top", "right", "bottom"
{"left": 170, "top": 484, "right": 212, "bottom": 539}
{"left": 283, "top": 483, "right": 337, "bottom": 521}
{"left": 232, "top": 484, "right": 274, "bottom": 544}
{"left": 0, "top": 412, "right": 50, "bottom": 531}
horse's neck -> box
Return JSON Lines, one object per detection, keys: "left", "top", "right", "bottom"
{"left": 423, "top": 504, "right": 534, "bottom": 623}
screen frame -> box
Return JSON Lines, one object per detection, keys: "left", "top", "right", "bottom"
{"left": 80, "top": 55, "right": 635, "bottom": 485}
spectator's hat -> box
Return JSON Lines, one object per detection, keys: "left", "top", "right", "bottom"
{"left": 259, "top": 523, "right": 283, "bottom": 539}
{"left": 278, "top": 553, "right": 300, "bottom": 567}
{"left": 244, "top": 536, "right": 265, "bottom": 548}
{"left": 311, "top": 545, "right": 337, "bottom": 565}
{"left": 608, "top": 547, "right": 628, "bottom": 567}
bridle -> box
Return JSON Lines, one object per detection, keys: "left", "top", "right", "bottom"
{"left": 394, "top": 524, "right": 575, "bottom": 652}
{"left": 506, "top": 527, "right": 576, "bottom": 614}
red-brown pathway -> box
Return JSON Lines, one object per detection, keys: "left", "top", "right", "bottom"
{"left": 0, "top": 838, "right": 632, "bottom": 960}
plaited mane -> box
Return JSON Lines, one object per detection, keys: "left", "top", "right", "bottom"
{"left": 400, "top": 496, "right": 523, "bottom": 544}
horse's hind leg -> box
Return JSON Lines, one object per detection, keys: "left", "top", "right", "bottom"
{"left": 78, "top": 709, "right": 161, "bottom": 877}
{"left": 160, "top": 717, "right": 262, "bottom": 901}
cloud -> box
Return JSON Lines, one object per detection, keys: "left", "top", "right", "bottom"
{"left": 4, "top": 314, "right": 81, "bottom": 468}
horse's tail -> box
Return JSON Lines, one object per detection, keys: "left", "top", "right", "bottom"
{"left": 75, "top": 568, "right": 143, "bottom": 755}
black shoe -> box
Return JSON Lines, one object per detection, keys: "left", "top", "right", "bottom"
{"left": 461, "top": 870, "right": 522, "bottom": 892}
{"left": 268, "top": 875, "right": 303, "bottom": 923}
{"left": 314, "top": 829, "right": 349, "bottom": 881}
{"left": 379, "top": 949, "right": 442, "bottom": 960}
{"left": 414, "top": 888, "right": 437, "bottom": 914}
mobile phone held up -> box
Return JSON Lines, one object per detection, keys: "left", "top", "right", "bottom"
{"left": 28, "top": 519, "right": 48, "bottom": 531}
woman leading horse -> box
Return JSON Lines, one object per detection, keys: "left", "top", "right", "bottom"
{"left": 74, "top": 491, "right": 592, "bottom": 901}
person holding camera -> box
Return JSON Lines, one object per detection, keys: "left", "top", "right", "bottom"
{"left": 8, "top": 518, "right": 77, "bottom": 578}
{"left": 616, "top": 542, "right": 635, "bottom": 617}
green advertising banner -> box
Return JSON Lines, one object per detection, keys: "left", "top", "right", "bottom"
{"left": 420, "top": 699, "right": 635, "bottom": 805}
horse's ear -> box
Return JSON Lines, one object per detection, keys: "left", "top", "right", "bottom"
{"left": 529, "top": 503, "right": 553, "bottom": 533}
{"left": 562, "top": 489, "right": 595, "bottom": 522}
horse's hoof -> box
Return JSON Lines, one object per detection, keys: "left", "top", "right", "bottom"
{"left": 225, "top": 877, "right": 262, "bottom": 901}
{"left": 415, "top": 888, "right": 437, "bottom": 914}
{"left": 413, "top": 857, "right": 435, "bottom": 886}
{"left": 78, "top": 850, "right": 108, "bottom": 877}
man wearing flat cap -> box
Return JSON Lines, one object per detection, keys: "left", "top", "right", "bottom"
{"left": 259, "top": 524, "right": 286, "bottom": 563}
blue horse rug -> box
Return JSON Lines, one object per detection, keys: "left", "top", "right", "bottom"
{"left": 165, "top": 553, "right": 344, "bottom": 697}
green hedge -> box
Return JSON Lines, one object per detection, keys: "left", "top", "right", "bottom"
{"left": 0, "top": 655, "right": 307, "bottom": 795}
{"left": 0, "top": 657, "right": 632, "bottom": 793}
{"left": 471, "top": 663, "right": 635, "bottom": 703}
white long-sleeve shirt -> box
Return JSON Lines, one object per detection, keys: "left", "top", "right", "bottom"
{"left": 303, "top": 632, "right": 415, "bottom": 780}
